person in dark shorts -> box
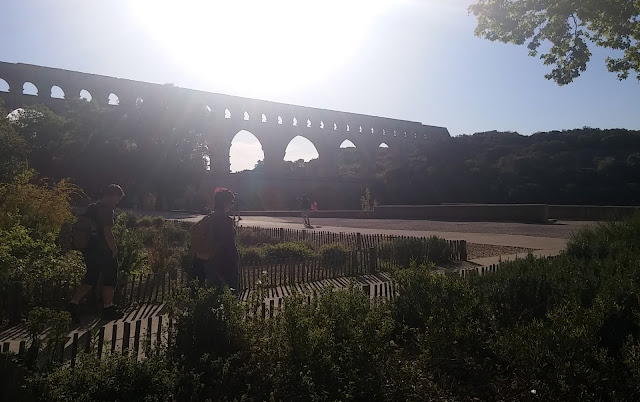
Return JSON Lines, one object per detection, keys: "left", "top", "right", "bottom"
{"left": 300, "top": 194, "right": 312, "bottom": 228}
{"left": 205, "top": 188, "right": 240, "bottom": 292}
{"left": 68, "top": 184, "right": 125, "bottom": 322}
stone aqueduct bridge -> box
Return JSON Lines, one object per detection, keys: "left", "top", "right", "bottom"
{"left": 0, "top": 62, "right": 449, "bottom": 208}
{"left": 0, "top": 62, "right": 449, "bottom": 176}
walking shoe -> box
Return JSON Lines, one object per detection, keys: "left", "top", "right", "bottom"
{"left": 102, "top": 305, "right": 124, "bottom": 321}
{"left": 67, "top": 303, "right": 80, "bottom": 324}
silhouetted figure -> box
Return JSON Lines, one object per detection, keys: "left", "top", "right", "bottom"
{"left": 68, "top": 184, "right": 125, "bottom": 323}
{"left": 191, "top": 188, "right": 240, "bottom": 293}
{"left": 300, "top": 194, "right": 312, "bottom": 228}
{"left": 232, "top": 192, "right": 242, "bottom": 221}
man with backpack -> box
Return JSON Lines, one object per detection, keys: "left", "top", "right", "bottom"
{"left": 190, "top": 188, "right": 240, "bottom": 293}
{"left": 67, "top": 184, "right": 125, "bottom": 322}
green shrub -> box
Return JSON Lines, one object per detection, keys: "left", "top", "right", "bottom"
{"left": 152, "top": 216, "right": 165, "bottom": 228}
{"left": 379, "top": 236, "right": 451, "bottom": 266}
{"left": 0, "top": 168, "right": 82, "bottom": 239}
{"left": 163, "top": 222, "right": 189, "bottom": 248}
{"left": 239, "top": 246, "right": 263, "bottom": 264}
{"left": 261, "top": 242, "right": 314, "bottom": 262}
{"left": 566, "top": 213, "right": 640, "bottom": 260}
{"left": 319, "top": 243, "right": 349, "bottom": 267}
{"left": 267, "top": 286, "right": 396, "bottom": 401}
{"left": 171, "top": 287, "right": 258, "bottom": 401}
{"left": 24, "top": 308, "right": 71, "bottom": 370}
{"left": 236, "top": 229, "right": 280, "bottom": 247}
{"left": 0, "top": 225, "right": 85, "bottom": 316}
{"left": 115, "top": 210, "right": 138, "bottom": 229}
{"left": 30, "top": 353, "right": 176, "bottom": 402}
{"left": 135, "top": 216, "right": 154, "bottom": 228}
{"left": 114, "top": 226, "right": 148, "bottom": 275}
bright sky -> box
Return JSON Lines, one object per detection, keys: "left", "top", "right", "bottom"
{"left": 1, "top": 0, "right": 639, "bottom": 172}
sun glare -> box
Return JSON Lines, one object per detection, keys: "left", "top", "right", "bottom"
{"left": 128, "top": 0, "right": 398, "bottom": 96}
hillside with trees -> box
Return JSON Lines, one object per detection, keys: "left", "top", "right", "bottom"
{"left": 374, "top": 129, "right": 640, "bottom": 206}
{"left": 3, "top": 99, "right": 639, "bottom": 209}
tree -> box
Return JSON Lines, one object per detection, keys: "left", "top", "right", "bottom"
{"left": 469, "top": 0, "right": 640, "bottom": 85}
{"left": 0, "top": 101, "right": 28, "bottom": 182}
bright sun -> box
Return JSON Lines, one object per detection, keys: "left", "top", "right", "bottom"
{"left": 128, "top": 0, "right": 398, "bottom": 96}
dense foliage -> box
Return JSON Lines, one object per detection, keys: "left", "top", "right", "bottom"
{"left": 376, "top": 128, "right": 640, "bottom": 205}
{"left": 4, "top": 214, "right": 639, "bottom": 401}
{"left": 470, "top": 0, "right": 640, "bottom": 84}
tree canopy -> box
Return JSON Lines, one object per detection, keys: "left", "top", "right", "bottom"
{"left": 469, "top": 0, "right": 640, "bottom": 85}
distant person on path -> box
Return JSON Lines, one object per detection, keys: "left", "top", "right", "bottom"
{"left": 312, "top": 201, "right": 318, "bottom": 212}
{"left": 191, "top": 188, "right": 240, "bottom": 293}
{"left": 232, "top": 192, "right": 242, "bottom": 222}
{"left": 300, "top": 194, "right": 312, "bottom": 228}
{"left": 68, "top": 184, "right": 125, "bottom": 323}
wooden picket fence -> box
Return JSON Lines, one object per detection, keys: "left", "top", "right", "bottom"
{"left": 238, "top": 226, "right": 468, "bottom": 260}
{"left": 1, "top": 229, "right": 466, "bottom": 323}
{"left": 3, "top": 258, "right": 526, "bottom": 368}
{"left": 1, "top": 279, "right": 397, "bottom": 368}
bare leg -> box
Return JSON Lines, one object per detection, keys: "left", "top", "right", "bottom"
{"left": 71, "top": 284, "right": 93, "bottom": 304}
{"left": 102, "top": 286, "right": 115, "bottom": 306}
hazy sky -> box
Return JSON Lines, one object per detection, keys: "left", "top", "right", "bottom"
{"left": 1, "top": 0, "right": 638, "bottom": 171}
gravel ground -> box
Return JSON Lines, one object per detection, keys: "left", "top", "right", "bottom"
{"left": 466, "top": 243, "right": 534, "bottom": 260}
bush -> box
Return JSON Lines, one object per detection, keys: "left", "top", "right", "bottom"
{"left": 135, "top": 216, "right": 155, "bottom": 228}
{"left": 319, "top": 243, "right": 350, "bottom": 267}
{"left": 236, "top": 229, "right": 279, "bottom": 247}
{"left": 115, "top": 210, "right": 138, "bottom": 229}
{"left": 0, "top": 168, "right": 82, "bottom": 239}
{"left": 566, "top": 212, "right": 640, "bottom": 260}
{"left": 261, "top": 242, "right": 315, "bottom": 262}
{"left": 0, "top": 225, "right": 85, "bottom": 317}
{"left": 30, "top": 353, "right": 176, "bottom": 402}
{"left": 163, "top": 222, "right": 189, "bottom": 248}
{"left": 239, "top": 246, "right": 263, "bottom": 264}
{"left": 379, "top": 236, "right": 451, "bottom": 266}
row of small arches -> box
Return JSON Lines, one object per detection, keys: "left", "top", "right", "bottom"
{"left": 0, "top": 78, "right": 121, "bottom": 105}
{"left": 0, "top": 78, "right": 427, "bottom": 141}
{"left": 225, "top": 108, "right": 426, "bottom": 140}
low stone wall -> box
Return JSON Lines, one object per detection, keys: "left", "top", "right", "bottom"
{"left": 239, "top": 204, "right": 549, "bottom": 223}
{"left": 374, "top": 204, "right": 549, "bottom": 223}
{"left": 549, "top": 205, "right": 640, "bottom": 221}
{"left": 239, "top": 210, "right": 374, "bottom": 219}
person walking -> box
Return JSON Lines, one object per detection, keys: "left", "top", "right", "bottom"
{"left": 232, "top": 192, "right": 242, "bottom": 222}
{"left": 68, "top": 184, "right": 125, "bottom": 323}
{"left": 191, "top": 188, "right": 240, "bottom": 293}
{"left": 300, "top": 194, "right": 312, "bottom": 228}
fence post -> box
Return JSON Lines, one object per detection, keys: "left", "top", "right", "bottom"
{"left": 356, "top": 233, "right": 362, "bottom": 250}
{"left": 111, "top": 323, "right": 118, "bottom": 353}
{"left": 362, "top": 284, "right": 370, "bottom": 298}
{"left": 368, "top": 248, "right": 377, "bottom": 273}
{"left": 134, "top": 320, "right": 142, "bottom": 357}
{"left": 461, "top": 240, "right": 467, "bottom": 261}
{"left": 98, "top": 326, "right": 105, "bottom": 358}
{"left": 279, "top": 227, "right": 284, "bottom": 241}
{"left": 71, "top": 332, "right": 79, "bottom": 368}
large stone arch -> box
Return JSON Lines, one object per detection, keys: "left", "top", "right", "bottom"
{"left": 229, "top": 130, "right": 265, "bottom": 173}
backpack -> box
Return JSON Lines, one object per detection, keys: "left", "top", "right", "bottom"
{"left": 190, "top": 214, "right": 216, "bottom": 260}
{"left": 58, "top": 206, "right": 99, "bottom": 251}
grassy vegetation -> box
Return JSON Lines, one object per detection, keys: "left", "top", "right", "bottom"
{"left": 3, "top": 213, "right": 640, "bottom": 401}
